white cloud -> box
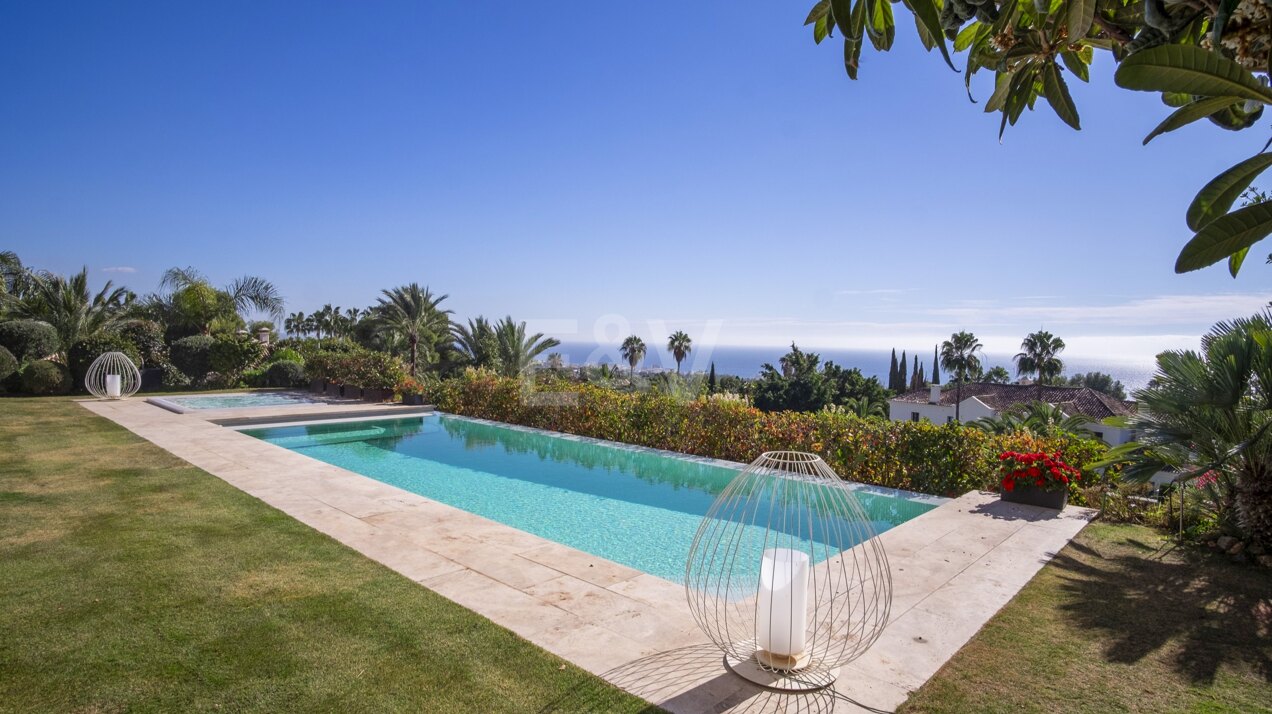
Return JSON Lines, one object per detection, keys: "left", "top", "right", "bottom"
{"left": 101, "top": 266, "right": 137, "bottom": 274}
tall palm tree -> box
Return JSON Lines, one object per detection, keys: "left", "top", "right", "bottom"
{"left": 667, "top": 331, "right": 693, "bottom": 374}
{"left": 453, "top": 316, "right": 501, "bottom": 371}
{"left": 620, "top": 335, "right": 646, "bottom": 378}
{"left": 1015, "top": 330, "right": 1066, "bottom": 384}
{"left": 285, "top": 311, "right": 307, "bottom": 337}
{"left": 1099, "top": 312, "right": 1272, "bottom": 546}
{"left": 3, "top": 268, "right": 132, "bottom": 355}
{"left": 155, "top": 267, "right": 284, "bottom": 334}
{"left": 373, "top": 284, "right": 451, "bottom": 377}
{"left": 492, "top": 316, "right": 560, "bottom": 377}
{"left": 939, "top": 330, "right": 984, "bottom": 422}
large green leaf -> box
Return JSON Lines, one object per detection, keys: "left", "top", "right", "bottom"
{"left": 842, "top": 0, "right": 866, "bottom": 79}
{"left": 903, "top": 0, "right": 956, "bottom": 70}
{"left": 1067, "top": 0, "right": 1096, "bottom": 41}
{"left": 1142, "top": 95, "right": 1242, "bottom": 145}
{"left": 831, "top": 0, "right": 855, "bottom": 37}
{"left": 1060, "top": 50, "right": 1089, "bottom": 82}
{"left": 1115, "top": 45, "right": 1272, "bottom": 103}
{"left": 805, "top": 0, "right": 831, "bottom": 25}
{"left": 1177, "top": 200, "right": 1272, "bottom": 273}
{"left": 1186, "top": 153, "right": 1272, "bottom": 230}
{"left": 1228, "top": 246, "right": 1250, "bottom": 277}
{"left": 1041, "top": 61, "right": 1080, "bottom": 129}
{"left": 865, "top": 0, "right": 895, "bottom": 51}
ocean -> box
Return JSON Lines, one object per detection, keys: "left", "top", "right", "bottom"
{"left": 549, "top": 342, "right": 1159, "bottom": 393}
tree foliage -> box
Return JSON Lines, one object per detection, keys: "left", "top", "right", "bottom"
{"left": 805, "top": 0, "right": 1272, "bottom": 273}
{"left": 1068, "top": 370, "right": 1128, "bottom": 399}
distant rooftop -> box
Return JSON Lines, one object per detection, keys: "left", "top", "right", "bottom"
{"left": 891, "top": 382, "right": 1135, "bottom": 421}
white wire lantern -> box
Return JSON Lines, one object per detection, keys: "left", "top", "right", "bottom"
{"left": 84, "top": 351, "right": 141, "bottom": 400}
{"left": 685, "top": 451, "right": 892, "bottom": 692}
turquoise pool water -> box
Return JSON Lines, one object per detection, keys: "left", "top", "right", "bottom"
{"left": 243, "top": 415, "right": 940, "bottom": 583}
{"left": 162, "top": 392, "right": 323, "bottom": 409}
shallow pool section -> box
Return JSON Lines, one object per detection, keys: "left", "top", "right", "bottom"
{"left": 242, "top": 415, "right": 942, "bottom": 583}
{"left": 149, "top": 391, "right": 324, "bottom": 412}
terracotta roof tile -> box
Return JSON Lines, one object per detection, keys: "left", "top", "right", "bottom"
{"left": 890, "top": 383, "right": 1134, "bottom": 420}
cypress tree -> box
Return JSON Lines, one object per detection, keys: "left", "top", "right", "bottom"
{"left": 932, "top": 345, "right": 941, "bottom": 385}
{"left": 913, "top": 355, "right": 920, "bottom": 389}
{"left": 899, "top": 351, "right": 908, "bottom": 391}
{"left": 708, "top": 362, "right": 717, "bottom": 394}
{"left": 918, "top": 363, "right": 926, "bottom": 387}
{"left": 889, "top": 349, "right": 898, "bottom": 391}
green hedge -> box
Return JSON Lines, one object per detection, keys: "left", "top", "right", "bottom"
{"left": 0, "top": 320, "right": 59, "bottom": 362}
{"left": 429, "top": 371, "right": 1108, "bottom": 499}
{"left": 306, "top": 349, "right": 405, "bottom": 389}
{"left": 170, "top": 335, "right": 215, "bottom": 382}
{"left": 0, "top": 346, "right": 16, "bottom": 382}
{"left": 68, "top": 334, "right": 142, "bottom": 387}
{"left": 20, "top": 360, "right": 72, "bottom": 395}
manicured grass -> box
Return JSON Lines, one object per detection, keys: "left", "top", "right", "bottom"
{"left": 900, "top": 521, "right": 1272, "bottom": 714}
{"left": 0, "top": 398, "right": 652, "bottom": 713}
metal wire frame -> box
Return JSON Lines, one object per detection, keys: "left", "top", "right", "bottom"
{"left": 684, "top": 451, "right": 892, "bottom": 689}
{"left": 84, "top": 351, "right": 142, "bottom": 400}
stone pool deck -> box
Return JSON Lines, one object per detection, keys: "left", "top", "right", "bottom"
{"left": 80, "top": 397, "right": 1095, "bottom": 713}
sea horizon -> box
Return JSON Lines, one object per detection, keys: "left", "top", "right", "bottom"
{"left": 548, "top": 342, "right": 1160, "bottom": 393}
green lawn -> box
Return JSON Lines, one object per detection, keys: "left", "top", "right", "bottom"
{"left": 900, "top": 521, "right": 1272, "bottom": 714}
{"left": 0, "top": 398, "right": 652, "bottom": 713}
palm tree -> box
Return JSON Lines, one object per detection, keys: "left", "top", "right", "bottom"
{"left": 372, "top": 284, "right": 451, "bottom": 377}
{"left": 667, "top": 331, "right": 693, "bottom": 374}
{"left": 843, "top": 395, "right": 887, "bottom": 419}
{"left": 453, "top": 316, "right": 501, "bottom": 371}
{"left": 620, "top": 335, "right": 646, "bottom": 378}
{"left": 969, "top": 412, "right": 1024, "bottom": 435}
{"left": 0, "top": 251, "right": 33, "bottom": 305}
{"left": 155, "top": 267, "right": 284, "bottom": 334}
{"left": 492, "top": 316, "right": 561, "bottom": 377}
{"left": 939, "top": 330, "right": 984, "bottom": 422}
{"left": 285, "top": 311, "right": 307, "bottom": 337}
{"left": 1099, "top": 312, "right": 1272, "bottom": 546}
{"left": 1015, "top": 330, "right": 1066, "bottom": 384}
{"left": 2, "top": 268, "right": 132, "bottom": 355}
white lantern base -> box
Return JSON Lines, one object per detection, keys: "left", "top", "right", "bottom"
{"left": 755, "top": 648, "right": 812, "bottom": 672}
{"left": 725, "top": 651, "right": 838, "bottom": 692}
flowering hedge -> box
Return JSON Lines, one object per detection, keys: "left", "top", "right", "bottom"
{"left": 428, "top": 371, "right": 1109, "bottom": 499}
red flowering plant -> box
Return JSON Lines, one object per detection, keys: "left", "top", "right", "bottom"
{"left": 997, "top": 451, "right": 1080, "bottom": 493}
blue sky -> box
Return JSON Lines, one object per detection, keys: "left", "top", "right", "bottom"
{"left": 2, "top": 1, "right": 1269, "bottom": 360}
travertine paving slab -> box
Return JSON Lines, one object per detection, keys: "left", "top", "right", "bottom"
{"left": 80, "top": 397, "right": 1094, "bottom": 713}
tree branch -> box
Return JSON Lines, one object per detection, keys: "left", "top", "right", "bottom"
{"left": 1093, "top": 15, "right": 1134, "bottom": 44}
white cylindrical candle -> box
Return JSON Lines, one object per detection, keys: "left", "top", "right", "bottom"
{"left": 756, "top": 547, "right": 810, "bottom": 658}
{"left": 106, "top": 374, "right": 122, "bottom": 398}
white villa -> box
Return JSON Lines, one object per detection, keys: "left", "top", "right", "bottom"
{"left": 889, "top": 383, "right": 1137, "bottom": 446}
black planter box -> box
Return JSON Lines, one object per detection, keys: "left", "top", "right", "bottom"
{"left": 140, "top": 368, "right": 164, "bottom": 392}
{"left": 343, "top": 385, "right": 363, "bottom": 400}
{"left": 363, "top": 387, "right": 387, "bottom": 403}
{"left": 402, "top": 393, "right": 424, "bottom": 406}
{"left": 310, "top": 378, "right": 325, "bottom": 394}
{"left": 1001, "top": 482, "right": 1068, "bottom": 510}
{"left": 327, "top": 383, "right": 343, "bottom": 398}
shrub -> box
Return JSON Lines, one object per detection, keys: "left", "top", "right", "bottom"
{"left": 20, "top": 360, "right": 71, "bottom": 395}
{"left": 0, "top": 320, "right": 59, "bottom": 362}
{"left": 208, "top": 335, "right": 265, "bottom": 378}
{"left": 169, "top": 335, "right": 215, "bottom": 382}
{"left": 266, "top": 360, "right": 306, "bottom": 388}
{"left": 68, "top": 334, "right": 142, "bottom": 387}
{"left": 267, "top": 347, "right": 305, "bottom": 365}
{"left": 118, "top": 320, "right": 167, "bottom": 367}
{"left": 430, "top": 373, "right": 1110, "bottom": 499}
{"left": 0, "top": 345, "right": 16, "bottom": 382}
{"left": 160, "top": 363, "right": 191, "bottom": 389}
{"left": 272, "top": 337, "right": 359, "bottom": 361}
{"left": 304, "top": 349, "right": 405, "bottom": 389}
{"left": 241, "top": 367, "right": 268, "bottom": 388}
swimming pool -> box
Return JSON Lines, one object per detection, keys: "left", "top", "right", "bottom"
{"left": 149, "top": 391, "right": 325, "bottom": 412}
{"left": 243, "top": 415, "right": 942, "bottom": 583}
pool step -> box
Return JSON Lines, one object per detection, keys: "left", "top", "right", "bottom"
{"left": 210, "top": 405, "right": 434, "bottom": 428}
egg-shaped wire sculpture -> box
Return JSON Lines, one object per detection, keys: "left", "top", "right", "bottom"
{"left": 685, "top": 451, "right": 892, "bottom": 691}
{"left": 84, "top": 351, "right": 142, "bottom": 400}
